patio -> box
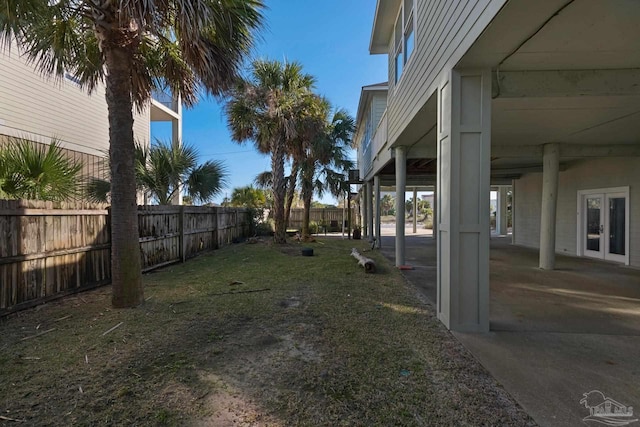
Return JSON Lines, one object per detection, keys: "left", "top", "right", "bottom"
{"left": 379, "top": 233, "right": 640, "bottom": 426}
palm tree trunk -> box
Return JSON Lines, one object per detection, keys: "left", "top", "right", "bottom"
{"left": 271, "top": 140, "right": 287, "bottom": 243}
{"left": 284, "top": 161, "right": 299, "bottom": 229}
{"left": 104, "top": 46, "right": 144, "bottom": 308}
{"left": 300, "top": 168, "right": 313, "bottom": 239}
{"left": 301, "top": 191, "right": 312, "bottom": 239}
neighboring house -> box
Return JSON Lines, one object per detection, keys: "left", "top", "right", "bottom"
{"left": 356, "top": 0, "right": 640, "bottom": 332}
{"left": 0, "top": 39, "right": 182, "bottom": 200}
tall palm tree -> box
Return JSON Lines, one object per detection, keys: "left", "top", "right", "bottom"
{"left": 0, "top": 137, "right": 82, "bottom": 201}
{"left": 299, "top": 107, "right": 355, "bottom": 239}
{"left": 87, "top": 140, "right": 227, "bottom": 205}
{"left": 225, "top": 59, "right": 316, "bottom": 243}
{"left": 1, "top": 0, "right": 264, "bottom": 307}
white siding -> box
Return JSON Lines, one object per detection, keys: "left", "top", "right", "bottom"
{"left": 0, "top": 41, "right": 150, "bottom": 156}
{"left": 371, "top": 93, "right": 387, "bottom": 128}
{"left": 514, "top": 157, "right": 640, "bottom": 267}
{"left": 386, "top": 0, "right": 506, "bottom": 144}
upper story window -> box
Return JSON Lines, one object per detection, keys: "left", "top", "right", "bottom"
{"left": 394, "top": 0, "right": 415, "bottom": 84}
{"left": 363, "top": 116, "right": 371, "bottom": 150}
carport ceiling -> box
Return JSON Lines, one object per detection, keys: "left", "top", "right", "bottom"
{"left": 461, "top": 0, "right": 640, "bottom": 167}
{"left": 459, "top": 0, "right": 640, "bottom": 71}
{"left": 386, "top": 0, "right": 640, "bottom": 178}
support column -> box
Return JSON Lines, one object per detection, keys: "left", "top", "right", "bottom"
{"left": 366, "top": 180, "right": 374, "bottom": 241}
{"left": 539, "top": 143, "right": 559, "bottom": 270}
{"left": 170, "top": 96, "right": 183, "bottom": 205}
{"left": 374, "top": 175, "right": 382, "bottom": 248}
{"left": 432, "top": 187, "right": 437, "bottom": 239}
{"left": 497, "top": 186, "right": 509, "bottom": 236}
{"left": 395, "top": 146, "right": 407, "bottom": 266}
{"left": 412, "top": 187, "right": 418, "bottom": 233}
{"left": 511, "top": 179, "right": 516, "bottom": 245}
{"left": 437, "top": 69, "right": 491, "bottom": 333}
{"left": 347, "top": 190, "right": 352, "bottom": 239}
{"left": 361, "top": 186, "right": 368, "bottom": 238}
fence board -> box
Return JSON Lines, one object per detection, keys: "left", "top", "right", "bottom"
{"left": 0, "top": 201, "right": 250, "bottom": 315}
{"left": 288, "top": 208, "right": 355, "bottom": 232}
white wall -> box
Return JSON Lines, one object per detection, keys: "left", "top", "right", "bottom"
{"left": 0, "top": 40, "right": 149, "bottom": 157}
{"left": 514, "top": 157, "right": 640, "bottom": 266}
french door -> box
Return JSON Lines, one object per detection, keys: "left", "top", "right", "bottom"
{"left": 579, "top": 188, "right": 629, "bottom": 264}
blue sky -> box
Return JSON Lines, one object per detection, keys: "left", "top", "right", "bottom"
{"left": 151, "top": 0, "right": 388, "bottom": 204}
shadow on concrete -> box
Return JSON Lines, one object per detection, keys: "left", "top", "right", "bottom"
{"left": 376, "top": 229, "right": 640, "bottom": 427}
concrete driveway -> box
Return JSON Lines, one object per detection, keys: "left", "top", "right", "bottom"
{"left": 378, "top": 232, "right": 640, "bottom": 427}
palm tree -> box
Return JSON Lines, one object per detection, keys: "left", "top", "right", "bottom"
{"left": 1, "top": 0, "right": 263, "bottom": 307}
{"left": 284, "top": 163, "right": 300, "bottom": 229}
{"left": 254, "top": 168, "right": 298, "bottom": 228}
{"left": 299, "top": 107, "right": 355, "bottom": 239}
{"left": 0, "top": 137, "right": 82, "bottom": 201}
{"left": 87, "top": 140, "right": 227, "bottom": 205}
{"left": 228, "top": 185, "right": 266, "bottom": 208}
{"left": 225, "top": 59, "right": 316, "bottom": 243}
{"left": 381, "top": 194, "right": 395, "bottom": 216}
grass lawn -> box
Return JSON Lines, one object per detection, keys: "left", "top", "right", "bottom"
{"left": 0, "top": 238, "right": 534, "bottom": 426}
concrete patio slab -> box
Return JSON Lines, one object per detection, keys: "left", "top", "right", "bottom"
{"left": 378, "top": 232, "right": 640, "bottom": 427}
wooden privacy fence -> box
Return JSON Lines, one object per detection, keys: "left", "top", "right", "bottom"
{"left": 0, "top": 200, "right": 250, "bottom": 315}
{"left": 288, "top": 208, "right": 355, "bottom": 232}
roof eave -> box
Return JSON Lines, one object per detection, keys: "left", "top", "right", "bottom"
{"left": 369, "top": 0, "right": 401, "bottom": 54}
{"left": 354, "top": 84, "right": 389, "bottom": 146}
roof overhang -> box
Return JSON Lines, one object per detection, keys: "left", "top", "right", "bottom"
{"left": 369, "top": 0, "right": 401, "bottom": 54}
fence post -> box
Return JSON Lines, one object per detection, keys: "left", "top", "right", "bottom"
{"left": 213, "top": 207, "right": 218, "bottom": 249}
{"left": 179, "top": 205, "right": 186, "bottom": 262}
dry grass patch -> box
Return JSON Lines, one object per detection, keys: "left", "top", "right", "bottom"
{"left": 0, "top": 238, "right": 534, "bottom": 426}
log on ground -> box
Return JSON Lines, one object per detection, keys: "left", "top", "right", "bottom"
{"left": 350, "top": 248, "right": 376, "bottom": 273}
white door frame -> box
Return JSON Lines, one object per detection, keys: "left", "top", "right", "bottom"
{"left": 576, "top": 186, "right": 630, "bottom": 265}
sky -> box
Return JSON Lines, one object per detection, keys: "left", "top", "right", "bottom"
{"left": 151, "top": 0, "right": 388, "bottom": 205}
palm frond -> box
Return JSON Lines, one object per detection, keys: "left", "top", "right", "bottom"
{"left": 0, "top": 137, "right": 82, "bottom": 201}
{"left": 186, "top": 159, "right": 227, "bottom": 204}
{"left": 254, "top": 170, "right": 273, "bottom": 189}
{"left": 84, "top": 176, "right": 111, "bottom": 203}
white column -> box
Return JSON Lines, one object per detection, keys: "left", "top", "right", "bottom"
{"left": 374, "top": 175, "right": 382, "bottom": 248}
{"left": 366, "top": 181, "right": 374, "bottom": 241}
{"left": 412, "top": 187, "right": 418, "bottom": 234}
{"left": 539, "top": 143, "right": 560, "bottom": 270}
{"left": 432, "top": 187, "right": 437, "bottom": 239}
{"left": 437, "top": 69, "right": 491, "bottom": 333}
{"left": 497, "top": 186, "right": 509, "bottom": 236}
{"left": 511, "top": 179, "right": 516, "bottom": 244}
{"left": 395, "top": 146, "right": 407, "bottom": 267}
{"left": 361, "top": 186, "right": 368, "bottom": 238}
{"left": 170, "top": 95, "right": 183, "bottom": 205}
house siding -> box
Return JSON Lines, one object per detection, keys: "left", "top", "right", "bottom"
{"left": 386, "top": 0, "right": 506, "bottom": 145}
{"left": 372, "top": 93, "right": 387, "bottom": 129}
{"left": 514, "top": 157, "right": 640, "bottom": 267}
{"left": 0, "top": 40, "right": 149, "bottom": 157}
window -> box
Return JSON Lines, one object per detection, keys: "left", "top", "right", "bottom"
{"left": 64, "top": 71, "right": 81, "bottom": 86}
{"left": 394, "top": 12, "right": 403, "bottom": 83}
{"left": 394, "top": 0, "right": 415, "bottom": 84}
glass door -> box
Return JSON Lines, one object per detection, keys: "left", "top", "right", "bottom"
{"left": 605, "top": 193, "right": 626, "bottom": 263}
{"left": 580, "top": 190, "right": 628, "bottom": 263}
{"left": 584, "top": 194, "right": 604, "bottom": 259}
